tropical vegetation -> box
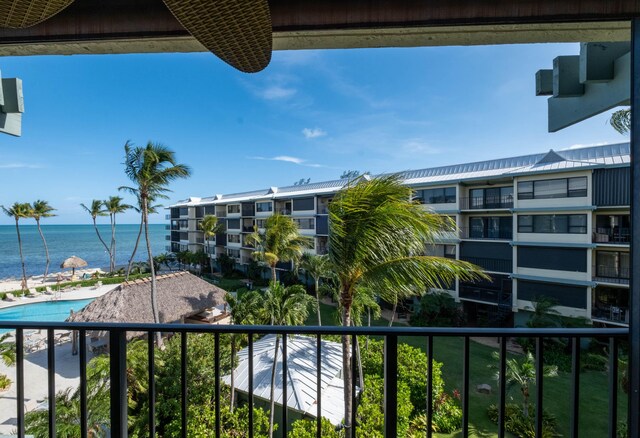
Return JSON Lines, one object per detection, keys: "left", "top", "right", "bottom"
{"left": 0, "top": 332, "right": 16, "bottom": 391}
{"left": 80, "top": 200, "right": 112, "bottom": 271}
{"left": 199, "top": 214, "right": 225, "bottom": 275}
{"left": 327, "top": 174, "right": 487, "bottom": 432}
{"left": 125, "top": 195, "right": 161, "bottom": 280}
{"left": 1, "top": 202, "right": 32, "bottom": 291}
{"left": 299, "top": 253, "right": 332, "bottom": 326}
{"left": 120, "top": 141, "right": 191, "bottom": 345}
{"left": 29, "top": 200, "right": 56, "bottom": 279}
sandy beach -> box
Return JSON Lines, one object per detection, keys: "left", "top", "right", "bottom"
{"left": 0, "top": 268, "right": 107, "bottom": 294}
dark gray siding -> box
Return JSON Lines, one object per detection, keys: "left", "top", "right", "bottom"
{"left": 517, "top": 246, "right": 587, "bottom": 272}
{"left": 459, "top": 241, "right": 513, "bottom": 272}
{"left": 215, "top": 232, "right": 227, "bottom": 246}
{"left": 292, "top": 197, "right": 314, "bottom": 211}
{"left": 316, "top": 215, "right": 329, "bottom": 235}
{"left": 593, "top": 167, "right": 630, "bottom": 206}
{"left": 518, "top": 280, "right": 587, "bottom": 309}
{"left": 242, "top": 202, "right": 255, "bottom": 216}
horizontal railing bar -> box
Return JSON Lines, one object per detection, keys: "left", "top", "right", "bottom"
{"left": 0, "top": 321, "right": 628, "bottom": 338}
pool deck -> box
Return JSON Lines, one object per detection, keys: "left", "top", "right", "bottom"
{"left": 0, "top": 284, "right": 117, "bottom": 311}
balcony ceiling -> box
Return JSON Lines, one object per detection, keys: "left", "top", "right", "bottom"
{"left": 0, "top": 0, "right": 634, "bottom": 57}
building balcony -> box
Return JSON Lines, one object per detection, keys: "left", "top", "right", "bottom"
{"left": 460, "top": 256, "right": 512, "bottom": 273}
{"left": 593, "top": 227, "right": 630, "bottom": 244}
{"left": 460, "top": 227, "right": 513, "bottom": 240}
{"left": 459, "top": 196, "right": 514, "bottom": 210}
{"left": 593, "top": 265, "right": 630, "bottom": 285}
{"left": 0, "top": 321, "right": 628, "bottom": 438}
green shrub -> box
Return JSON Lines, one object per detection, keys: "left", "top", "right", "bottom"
{"left": 487, "top": 403, "right": 560, "bottom": 438}
{"left": 0, "top": 292, "right": 5, "bottom": 300}
{"left": 410, "top": 291, "right": 465, "bottom": 327}
{"left": 290, "top": 417, "right": 343, "bottom": 437}
{"left": 357, "top": 374, "right": 413, "bottom": 437}
{"left": 165, "top": 404, "right": 270, "bottom": 438}
{"left": 0, "top": 374, "right": 11, "bottom": 391}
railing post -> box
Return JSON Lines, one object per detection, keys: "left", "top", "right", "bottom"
{"left": 16, "top": 328, "right": 24, "bottom": 438}
{"left": 631, "top": 17, "right": 640, "bottom": 438}
{"left": 47, "top": 329, "right": 56, "bottom": 438}
{"left": 383, "top": 334, "right": 397, "bottom": 438}
{"left": 110, "top": 329, "right": 128, "bottom": 438}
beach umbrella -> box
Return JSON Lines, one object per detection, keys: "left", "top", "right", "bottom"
{"left": 60, "top": 256, "right": 87, "bottom": 277}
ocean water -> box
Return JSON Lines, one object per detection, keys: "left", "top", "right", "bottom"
{"left": 0, "top": 224, "right": 166, "bottom": 280}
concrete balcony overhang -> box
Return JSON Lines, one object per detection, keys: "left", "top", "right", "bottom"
{"left": 0, "top": 1, "right": 634, "bottom": 57}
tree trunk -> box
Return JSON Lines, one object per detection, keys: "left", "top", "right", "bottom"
{"left": 230, "top": 334, "right": 236, "bottom": 412}
{"left": 268, "top": 335, "right": 280, "bottom": 438}
{"left": 315, "top": 279, "right": 322, "bottom": 326}
{"left": 522, "top": 386, "right": 529, "bottom": 417}
{"left": 110, "top": 213, "right": 117, "bottom": 273}
{"left": 35, "top": 218, "right": 51, "bottom": 281}
{"left": 126, "top": 217, "right": 144, "bottom": 280}
{"left": 271, "top": 265, "right": 277, "bottom": 284}
{"left": 15, "top": 218, "right": 27, "bottom": 292}
{"left": 342, "top": 303, "right": 353, "bottom": 437}
{"left": 389, "top": 295, "right": 397, "bottom": 327}
{"left": 143, "top": 199, "right": 163, "bottom": 348}
{"left": 92, "top": 218, "right": 111, "bottom": 272}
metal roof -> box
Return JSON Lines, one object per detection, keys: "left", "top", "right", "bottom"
{"left": 171, "top": 143, "right": 630, "bottom": 207}
{"left": 222, "top": 334, "right": 348, "bottom": 425}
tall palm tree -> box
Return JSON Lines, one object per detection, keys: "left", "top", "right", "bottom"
{"left": 328, "top": 174, "right": 487, "bottom": 435}
{"left": 104, "top": 196, "right": 132, "bottom": 273}
{"left": 226, "top": 291, "right": 266, "bottom": 411}
{"left": 29, "top": 200, "right": 56, "bottom": 280}
{"left": 80, "top": 200, "right": 111, "bottom": 271}
{"left": 120, "top": 141, "right": 191, "bottom": 346}
{"left": 199, "top": 214, "right": 225, "bottom": 275}
{"left": 490, "top": 351, "right": 558, "bottom": 417}
{"left": 247, "top": 213, "right": 311, "bottom": 284}
{"left": 263, "top": 282, "right": 314, "bottom": 438}
{"left": 124, "top": 195, "right": 160, "bottom": 280}
{"left": 299, "top": 253, "right": 332, "bottom": 326}
{"left": 2, "top": 202, "right": 31, "bottom": 291}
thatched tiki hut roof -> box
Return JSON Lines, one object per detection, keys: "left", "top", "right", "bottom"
{"left": 68, "top": 271, "right": 227, "bottom": 338}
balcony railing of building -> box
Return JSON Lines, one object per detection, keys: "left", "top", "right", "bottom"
{"left": 460, "top": 256, "right": 512, "bottom": 273}
{"left": 459, "top": 286, "right": 512, "bottom": 305}
{"left": 460, "top": 227, "right": 513, "bottom": 240}
{"left": 0, "top": 321, "right": 629, "bottom": 438}
{"left": 593, "top": 227, "right": 631, "bottom": 244}
{"left": 592, "top": 305, "right": 629, "bottom": 325}
{"left": 459, "top": 196, "right": 514, "bottom": 210}
{"left": 594, "top": 265, "right": 630, "bottom": 285}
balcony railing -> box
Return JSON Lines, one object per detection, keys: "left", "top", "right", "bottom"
{"left": 460, "top": 256, "right": 512, "bottom": 273}
{"left": 460, "top": 227, "right": 513, "bottom": 240}
{"left": 594, "top": 265, "right": 630, "bottom": 285}
{"left": 459, "top": 196, "right": 514, "bottom": 210}
{"left": 0, "top": 322, "right": 629, "bottom": 438}
{"left": 592, "top": 305, "right": 629, "bottom": 325}
{"left": 593, "top": 227, "right": 631, "bottom": 244}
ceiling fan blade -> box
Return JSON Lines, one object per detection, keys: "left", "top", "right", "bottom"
{"left": 162, "top": 0, "right": 272, "bottom": 73}
{"left": 0, "top": 0, "right": 74, "bottom": 28}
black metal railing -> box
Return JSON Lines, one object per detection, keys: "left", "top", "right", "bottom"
{"left": 459, "top": 196, "right": 514, "bottom": 210}
{"left": 594, "top": 265, "right": 631, "bottom": 284}
{"left": 593, "top": 227, "right": 631, "bottom": 244}
{"left": 592, "top": 305, "right": 629, "bottom": 324}
{"left": 460, "top": 227, "right": 513, "bottom": 240}
{"left": 0, "top": 322, "right": 629, "bottom": 438}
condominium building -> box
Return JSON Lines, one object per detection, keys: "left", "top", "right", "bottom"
{"left": 168, "top": 143, "right": 630, "bottom": 328}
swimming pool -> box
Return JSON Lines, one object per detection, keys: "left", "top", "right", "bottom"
{"left": 0, "top": 299, "right": 94, "bottom": 333}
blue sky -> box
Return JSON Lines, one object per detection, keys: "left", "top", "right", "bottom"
{"left": 0, "top": 43, "right": 628, "bottom": 225}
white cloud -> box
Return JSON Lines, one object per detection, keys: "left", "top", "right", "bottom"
{"left": 249, "top": 155, "right": 328, "bottom": 168}
{"left": 0, "top": 163, "right": 44, "bottom": 169}
{"left": 259, "top": 85, "right": 297, "bottom": 100}
{"left": 302, "top": 128, "right": 327, "bottom": 139}
{"left": 401, "top": 140, "right": 440, "bottom": 155}
{"left": 563, "top": 141, "right": 611, "bottom": 150}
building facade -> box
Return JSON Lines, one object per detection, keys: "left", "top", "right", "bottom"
{"left": 168, "top": 143, "right": 630, "bottom": 328}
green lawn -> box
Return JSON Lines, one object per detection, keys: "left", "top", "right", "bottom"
{"left": 307, "top": 303, "right": 627, "bottom": 437}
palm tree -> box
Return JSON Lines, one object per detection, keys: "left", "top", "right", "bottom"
{"left": 104, "top": 196, "right": 132, "bottom": 273}
{"left": 29, "top": 200, "right": 56, "bottom": 280}
{"left": 246, "top": 214, "right": 312, "bottom": 284}
{"left": 263, "top": 282, "right": 314, "bottom": 438}
{"left": 124, "top": 196, "right": 160, "bottom": 280}
{"left": 299, "top": 253, "right": 332, "bottom": 326}
{"left": 120, "top": 141, "right": 191, "bottom": 346}
{"left": 525, "top": 296, "right": 561, "bottom": 328}
{"left": 199, "top": 215, "right": 225, "bottom": 275}
{"left": 610, "top": 108, "right": 630, "bottom": 134}
{"left": 2, "top": 202, "right": 31, "bottom": 292}
{"left": 490, "top": 351, "right": 558, "bottom": 417}
{"left": 328, "top": 174, "right": 487, "bottom": 434}
{"left": 226, "top": 291, "right": 266, "bottom": 411}
{"left": 80, "top": 200, "right": 111, "bottom": 271}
